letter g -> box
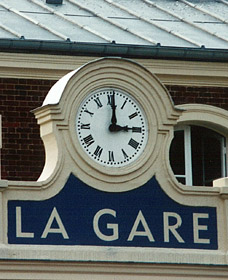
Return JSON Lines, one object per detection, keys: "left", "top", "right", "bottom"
{"left": 93, "top": 209, "right": 119, "bottom": 241}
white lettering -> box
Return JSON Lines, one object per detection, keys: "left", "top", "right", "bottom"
{"left": 41, "top": 207, "right": 69, "bottom": 239}
{"left": 127, "top": 210, "right": 155, "bottom": 242}
{"left": 16, "top": 207, "right": 34, "bottom": 238}
{"left": 163, "top": 212, "right": 185, "bottom": 243}
{"left": 193, "top": 213, "right": 210, "bottom": 244}
{"left": 93, "top": 209, "right": 118, "bottom": 241}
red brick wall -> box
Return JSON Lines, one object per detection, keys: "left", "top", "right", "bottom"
{"left": 0, "top": 78, "right": 56, "bottom": 181}
{"left": 167, "top": 85, "right": 228, "bottom": 110}
{"left": 0, "top": 78, "right": 227, "bottom": 181}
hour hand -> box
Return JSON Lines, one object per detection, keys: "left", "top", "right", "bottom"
{"left": 109, "top": 124, "right": 133, "bottom": 132}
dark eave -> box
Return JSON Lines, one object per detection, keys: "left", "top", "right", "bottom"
{"left": 0, "top": 39, "right": 228, "bottom": 62}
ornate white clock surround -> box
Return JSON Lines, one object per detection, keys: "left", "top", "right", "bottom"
{"left": 35, "top": 58, "right": 181, "bottom": 192}
{"left": 34, "top": 58, "right": 181, "bottom": 192}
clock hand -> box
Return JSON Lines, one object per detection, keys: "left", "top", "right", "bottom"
{"left": 111, "top": 91, "right": 117, "bottom": 125}
{"left": 109, "top": 124, "right": 134, "bottom": 132}
{"left": 109, "top": 92, "right": 138, "bottom": 133}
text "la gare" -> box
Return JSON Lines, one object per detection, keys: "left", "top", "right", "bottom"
{"left": 15, "top": 207, "right": 211, "bottom": 245}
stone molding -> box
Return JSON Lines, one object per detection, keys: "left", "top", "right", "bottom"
{"left": 0, "top": 53, "right": 228, "bottom": 87}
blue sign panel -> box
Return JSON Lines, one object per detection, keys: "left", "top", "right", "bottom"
{"left": 8, "top": 174, "right": 217, "bottom": 249}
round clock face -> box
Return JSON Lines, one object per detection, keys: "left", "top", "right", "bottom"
{"left": 76, "top": 88, "right": 148, "bottom": 167}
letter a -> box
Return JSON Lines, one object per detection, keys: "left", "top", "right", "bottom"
{"left": 127, "top": 210, "right": 155, "bottom": 242}
{"left": 41, "top": 207, "right": 69, "bottom": 239}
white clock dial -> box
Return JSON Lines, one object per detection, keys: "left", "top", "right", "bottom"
{"left": 76, "top": 88, "right": 148, "bottom": 167}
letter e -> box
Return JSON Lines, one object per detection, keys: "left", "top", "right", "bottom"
{"left": 193, "top": 213, "right": 210, "bottom": 244}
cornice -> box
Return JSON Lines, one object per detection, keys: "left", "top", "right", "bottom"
{"left": 0, "top": 260, "right": 228, "bottom": 279}
{"left": 0, "top": 53, "right": 227, "bottom": 87}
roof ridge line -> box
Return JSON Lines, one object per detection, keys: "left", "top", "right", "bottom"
{"left": 180, "top": 0, "right": 228, "bottom": 24}
{"left": 105, "top": 0, "right": 199, "bottom": 47}
{"left": 67, "top": 0, "right": 157, "bottom": 45}
{"left": 220, "top": 0, "right": 228, "bottom": 7}
{"left": 29, "top": 0, "right": 112, "bottom": 43}
{"left": 144, "top": 0, "right": 228, "bottom": 44}
{"left": 0, "top": 2, "right": 68, "bottom": 40}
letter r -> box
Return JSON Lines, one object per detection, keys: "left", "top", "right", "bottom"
{"left": 163, "top": 212, "right": 185, "bottom": 243}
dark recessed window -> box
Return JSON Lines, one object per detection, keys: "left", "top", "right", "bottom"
{"left": 170, "top": 125, "right": 227, "bottom": 186}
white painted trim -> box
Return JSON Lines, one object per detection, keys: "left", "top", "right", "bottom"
{"left": 0, "top": 260, "right": 228, "bottom": 280}
{"left": 0, "top": 244, "right": 225, "bottom": 264}
{"left": 0, "top": 53, "right": 228, "bottom": 86}
{"left": 171, "top": 126, "right": 192, "bottom": 185}
{"left": 33, "top": 57, "right": 181, "bottom": 191}
{"left": 184, "top": 126, "right": 193, "bottom": 186}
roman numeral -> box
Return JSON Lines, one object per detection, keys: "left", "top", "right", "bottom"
{"left": 80, "top": 123, "right": 90, "bottom": 130}
{"left": 121, "top": 148, "right": 128, "bottom": 159}
{"left": 107, "top": 95, "right": 113, "bottom": 107}
{"left": 132, "top": 127, "right": 142, "bottom": 133}
{"left": 94, "top": 97, "right": 102, "bottom": 108}
{"left": 93, "top": 145, "right": 103, "bottom": 158}
{"left": 128, "top": 138, "right": 139, "bottom": 150}
{"left": 129, "top": 112, "right": 138, "bottom": 119}
{"left": 84, "top": 108, "right": 94, "bottom": 117}
{"left": 121, "top": 99, "right": 127, "bottom": 110}
{"left": 108, "top": 151, "right": 115, "bottom": 162}
{"left": 83, "top": 134, "right": 94, "bottom": 147}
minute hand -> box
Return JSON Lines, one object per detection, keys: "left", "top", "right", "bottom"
{"left": 111, "top": 91, "right": 117, "bottom": 125}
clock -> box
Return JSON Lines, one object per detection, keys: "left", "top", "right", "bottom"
{"left": 76, "top": 88, "right": 148, "bottom": 168}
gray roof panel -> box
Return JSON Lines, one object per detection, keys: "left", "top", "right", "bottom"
{"left": 148, "top": 0, "right": 228, "bottom": 47}
{"left": 183, "top": 0, "right": 228, "bottom": 21}
{"left": 0, "top": 6, "right": 62, "bottom": 40}
{"left": 0, "top": 28, "right": 16, "bottom": 39}
{"left": 0, "top": 0, "right": 227, "bottom": 49}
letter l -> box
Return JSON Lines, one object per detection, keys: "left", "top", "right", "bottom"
{"left": 16, "top": 206, "right": 34, "bottom": 238}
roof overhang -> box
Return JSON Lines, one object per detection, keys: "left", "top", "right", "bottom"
{"left": 0, "top": 39, "right": 228, "bottom": 62}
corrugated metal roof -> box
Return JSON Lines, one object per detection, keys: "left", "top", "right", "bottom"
{"left": 0, "top": 0, "right": 228, "bottom": 49}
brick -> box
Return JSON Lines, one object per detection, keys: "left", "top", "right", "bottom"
{"left": 167, "top": 85, "right": 228, "bottom": 109}
{"left": 0, "top": 77, "right": 56, "bottom": 181}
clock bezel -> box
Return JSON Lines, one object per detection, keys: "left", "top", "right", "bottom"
{"left": 75, "top": 87, "right": 149, "bottom": 169}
